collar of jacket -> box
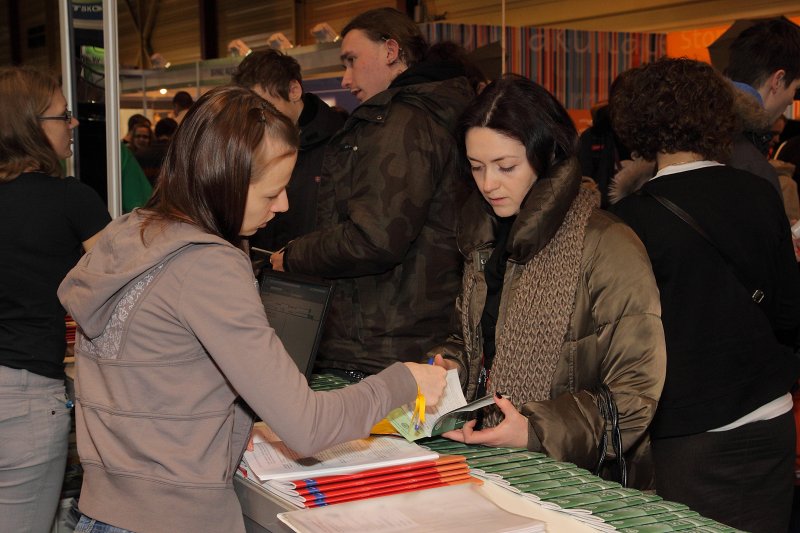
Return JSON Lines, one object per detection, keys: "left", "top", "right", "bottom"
{"left": 347, "top": 75, "right": 473, "bottom": 128}
{"left": 298, "top": 92, "right": 344, "bottom": 150}
{"left": 390, "top": 59, "right": 468, "bottom": 88}
{"left": 458, "top": 156, "right": 582, "bottom": 264}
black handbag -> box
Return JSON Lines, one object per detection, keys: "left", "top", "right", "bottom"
{"left": 593, "top": 384, "right": 628, "bottom": 487}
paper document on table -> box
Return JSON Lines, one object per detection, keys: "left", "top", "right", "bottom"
{"left": 387, "top": 369, "right": 497, "bottom": 441}
{"left": 242, "top": 435, "right": 438, "bottom": 482}
{"left": 277, "top": 482, "right": 546, "bottom": 533}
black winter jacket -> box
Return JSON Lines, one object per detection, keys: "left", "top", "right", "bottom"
{"left": 250, "top": 93, "right": 345, "bottom": 252}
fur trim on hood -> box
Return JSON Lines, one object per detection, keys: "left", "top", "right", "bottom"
{"left": 608, "top": 84, "right": 774, "bottom": 205}
{"left": 608, "top": 158, "right": 657, "bottom": 204}
{"left": 731, "top": 84, "right": 773, "bottom": 134}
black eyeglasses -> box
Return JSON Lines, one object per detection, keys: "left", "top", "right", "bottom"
{"left": 38, "top": 109, "right": 73, "bottom": 123}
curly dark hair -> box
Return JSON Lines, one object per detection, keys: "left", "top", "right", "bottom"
{"left": 609, "top": 57, "right": 736, "bottom": 161}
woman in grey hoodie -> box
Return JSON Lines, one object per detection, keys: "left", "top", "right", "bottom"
{"left": 59, "top": 86, "right": 446, "bottom": 533}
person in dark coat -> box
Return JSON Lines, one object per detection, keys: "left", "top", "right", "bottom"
{"left": 610, "top": 57, "right": 800, "bottom": 533}
{"left": 233, "top": 50, "right": 346, "bottom": 256}
{"left": 270, "top": 8, "right": 474, "bottom": 379}
{"left": 724, "top": 18, "right": 800, "bottom": 196}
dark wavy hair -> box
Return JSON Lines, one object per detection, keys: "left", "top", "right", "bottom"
{"left": 342, "top": 8, "right": 428, "bottom": 68}
{"left": 458, "top": 74, "right": 577, "bottom": 179}
{"left": 232, "top": 49, "right": 303, "bottom": 100}
{"left": 610, "top": 58, "right": 735, "bottom": 161}
{"left": 142, "top": 85, "right": 298, "bottom": 246}
{"left": 0, "top": 67, "right": 63, "bottom": 181}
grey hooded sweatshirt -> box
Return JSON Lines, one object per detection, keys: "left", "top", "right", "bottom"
{"left": 58, "top": 212, "right": 417, "bottom": 533}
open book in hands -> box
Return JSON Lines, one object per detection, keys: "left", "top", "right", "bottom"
{"left": 386, "top": 369, "right": 498, "bottom": 441}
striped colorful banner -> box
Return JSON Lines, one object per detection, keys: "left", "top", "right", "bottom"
{"left": 421, "top": 23, "right": 666, "bottom": 110}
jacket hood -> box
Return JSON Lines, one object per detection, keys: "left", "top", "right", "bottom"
{"left": 58, "top": 212, "right": 235, "bottom": 339}
{"left": 458, "top": 156, "right": 584, "bottom": 263}
{"left": 390, "top": 59, "right": 467, "bottom": 87}
{"left": 351, "top": 74, "right": 474, "bottom": 133}
{"left": 731, "top": 83, "right": 774, "bottom": 134}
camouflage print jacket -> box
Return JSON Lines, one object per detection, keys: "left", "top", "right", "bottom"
{"left": 283, "top": 72, "right": 474, "bottom": 374}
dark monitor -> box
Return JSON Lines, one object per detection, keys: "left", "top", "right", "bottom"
{"left": 258, "top": 270, "right": 333, "bottom": 380}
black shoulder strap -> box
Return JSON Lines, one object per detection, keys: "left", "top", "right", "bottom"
{"left": 645, "top": 191, "right": 765, "bottom": 303}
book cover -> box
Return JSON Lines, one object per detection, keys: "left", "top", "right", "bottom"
{"left": 293, "top": 463, "right": 470, "bottom": 497}
{"left": 304, "top": 472, "right": 479, "bottom": 507}
{"left": 280, "top": 454, "right": 467, "bottom": 490}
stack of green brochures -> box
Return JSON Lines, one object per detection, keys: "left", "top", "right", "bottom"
{"left": 420, "top": 438, "right": 743, "bottom": 533}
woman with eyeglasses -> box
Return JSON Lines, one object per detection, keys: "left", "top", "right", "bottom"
{"left": 0, "top": 67, "right": 110, "bottom": 532}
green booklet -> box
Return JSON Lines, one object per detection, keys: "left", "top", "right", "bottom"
{"left": 387, "top": 370, "right": 498, "bottom": 440}
{"left": 468, "top": 452, "right": 549, "bottom": 468}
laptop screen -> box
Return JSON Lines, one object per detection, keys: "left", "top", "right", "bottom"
{"left": 258, "top": 270, "right": 333, "bottom": 380}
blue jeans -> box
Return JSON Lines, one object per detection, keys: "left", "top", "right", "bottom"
{"left": 74, "top": 514, "right": 136, "bottom": 533}
{"left": 0, "top": 366, "right": 71, "bottom": 533}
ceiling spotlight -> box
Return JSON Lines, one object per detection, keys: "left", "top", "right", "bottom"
{"left": 310, "top": 22, "right": 339, "bottom": 44}
{"left": 159, "top": 88, "right": 167, "bottom": 95}
{"left": 267, "top": 32, "right": 293, "bottom": 51}
{"left": 150, "top": 53, "right": 170, "bottom": 69}
{"left": 227, "top": 39, "right": 252, "bottom": 57}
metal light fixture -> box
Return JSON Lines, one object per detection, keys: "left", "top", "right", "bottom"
{"left": 310, "top": 23, "right": 339, "bottom": 44}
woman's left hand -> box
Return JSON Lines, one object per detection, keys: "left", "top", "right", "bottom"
{"left": 442, "top": 395, "right": 528, "bottom": 448}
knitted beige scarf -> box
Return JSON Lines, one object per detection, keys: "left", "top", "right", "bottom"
{"left": 479, "top": 187, "right": 597, "bottom": 426}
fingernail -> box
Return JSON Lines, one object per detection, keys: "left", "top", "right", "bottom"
{"left": 495, "top": 391, "right": 503, "bottom": 399}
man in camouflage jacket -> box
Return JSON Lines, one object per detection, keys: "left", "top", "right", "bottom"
{"left": 272, "top": 8, "right": 473, "bottom": 376}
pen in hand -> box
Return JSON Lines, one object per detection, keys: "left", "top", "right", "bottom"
{"left": 411, "top": 357, "right": 436, "bottom": 431}
{"left": 250, "top": 246, "right": 278, "bottom": 256}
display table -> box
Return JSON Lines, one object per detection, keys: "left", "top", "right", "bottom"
{"left": 235, "top": 470, "right": 602, "bottom": 533}
{"left": 61, "top": 368, "right": 740, "bottom": 532}
{"left": 234, "top": 375, "right": 740, "bottom": 533}
{"left": 235, "top": 475, "right": 295, "bottom": 533}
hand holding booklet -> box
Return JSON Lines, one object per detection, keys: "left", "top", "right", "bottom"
{"left": 387, "top": 369, "right": 498, "bottom": 440}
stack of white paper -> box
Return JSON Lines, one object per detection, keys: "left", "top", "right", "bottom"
{"left": 277, "top": 483, "right": 548, "bottom": 533}
{"left": 242, "top": 432, "right": 438, "bottom": 482}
